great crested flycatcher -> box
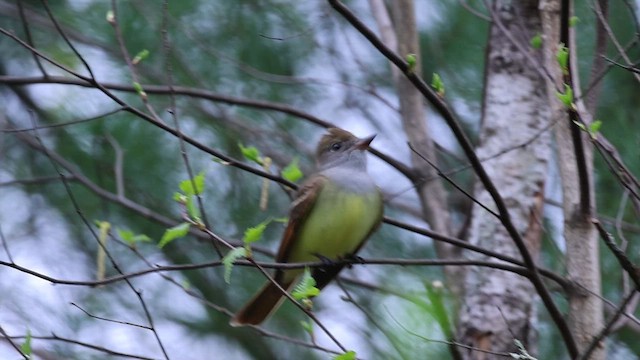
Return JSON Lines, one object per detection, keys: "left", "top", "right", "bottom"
{"left": 230, "top": 128, "right": 383, "bottom": 326}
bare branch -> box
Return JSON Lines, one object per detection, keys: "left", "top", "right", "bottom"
{"left": 0, "top": 326, "right": 29, "bottom": 360}
{"left": 592, "top": 0, "right": 640, "bottom": 84}
{"left": 579, "top": 290, "right": 638, "bottom": 360}
{"left": 0, "top": 75, "right": 413, "bottom": 182}
{"left": 593, "top": 218, "right": 640, "bottom": 289}
{"left": 1, "top": 332, "right": 160, "bottom": 360}
{"left": 585, "top": 0, "right": 609, "bottom": 114}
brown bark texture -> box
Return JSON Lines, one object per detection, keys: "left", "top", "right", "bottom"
{"left": 388, "top": 0, "right": 461, "bottom": 296}
{"left": 540, "top": 0, "right": 605, "bottom": 358}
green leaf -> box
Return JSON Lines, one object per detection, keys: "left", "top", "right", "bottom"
{"left": 179, "top": 172, "right": 205, "bottom": 196}
{"left": 292, "top": 267, "right": 320, "bottom": 301}
{"left": 243, "top": 218, "right": 272, "bottom": 244}
{"left": 181, "top": 279, "right": 191, "bottom": 290}
{"left": 555, "top": 84, "right": 573, "bottom": 107}
{"left": 333, "top": 351, "right": 357, "bottom": 360}
{"left": 184, "top": 195, "right": 201, "bottom": 221}
{"left": 530, "top": 34, "right": 542, "bottom": 49}
{"left": 281, "top": 157, "right": 303, "bottom": 182}
{"left": 132, "top": 81, "right": 145, "bottom": 95}
{"left": 572, "top": 121, "right": 586, "bottom": 132}
{"left": 211, "top": 156, "right": 229, "bottom": 165}
{"left": 222, "top": 247, "right": 247, "bottom": 284}
{"left": 20, "top": 329, "right": 32, "bottom": 356}
{"left": 573, "top": 119, "right": 602, "bottom": 139}
{"left": 238, "top": 143, "right": 263, "bottom": 165}
{"left": 118, "top": 229, "right": 135, "bottom": 242}
{"left": 509, "top": 339, "right": 538, "bottom": 360}
{"left": 569, "top": 16, "right": 579, "bottom": 27}
{"left": 95, "top": 220, "right": 110, "bottom": 281}
{"left": 423, "top": 280, "right": 454, "bottom": 341}
{"left": 94, "top": 220, "right": 111, "bottom": 233}
{"left": 556, "top": 43, "right": 569, "bottom": 75}
{"left": 131, "top": 234, "right": 152, "bottom": 243}
{"left": 431, "top": 73, "right": 445, "bottom": 97}
{"left": 132, "top": 49, "right": 150, "bottom": 65}
{"left": 159, "top": 222, "right": 190, "bottom": 248}
{"left": 117, "top": 229, "right": 152, "bottom": 245}
{"left": 405, "top": 53, "right": 417, "bottom": 73}
{"left": 589, "top": 119, "right": 602, "bottom": 138}
{"left": 106, "top": 10, "right": 115, "bottom": 24}
{"left": 173, "top": 192, "right": 187, "bottom": 203}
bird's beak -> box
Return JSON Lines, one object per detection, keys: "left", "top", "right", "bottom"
{"left": 355, "top": 134, "right": 376, "bottom": 150}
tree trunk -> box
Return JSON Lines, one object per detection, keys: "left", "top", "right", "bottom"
{"left": 540, "top": 0, "right": 605, "bottom": 358}
{"left": 457, "top": 1, "right": 550, "bottom": 358}
{"left": 386, "top": 0, "right": 460, "bottom": 295}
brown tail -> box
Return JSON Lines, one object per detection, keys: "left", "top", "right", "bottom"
{"left": 229, "top": 280, "right": 293, "bottom": 326}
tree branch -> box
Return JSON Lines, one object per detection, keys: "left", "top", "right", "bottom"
{"left": 593, "top": 218, "right": 640, "bottom": 289}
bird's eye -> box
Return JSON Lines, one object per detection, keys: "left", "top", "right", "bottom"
{"left": 330, "top": 142, "right": 342, "bottom": 151}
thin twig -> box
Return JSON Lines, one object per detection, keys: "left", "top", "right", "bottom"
{"left": 120, "top": 233, "right": 345, "bottom": 357}
{"left": 17, "top": 0, "right": 47, "bottom": 76}
{"left": 3, "top": 333, "right": 159, "bottom": 360}
{"left": 109, "top": 0, "right": 163, "bottom": 122}
{"left": 104, "top": 134, "right": 125, "bottom": 198}
{"left": 578, "top": 289, "right": 638, "bottom": 360}
{"left": 0, "top": 107, "right": 126, "bottom": 133}
{"left": 336, "top": 280, "right": 412, "bottom": 359}
{"left": 194, "top": 224, "right": 349, "bottom": 353}
{"left": 603, "top": 56, "right": 640, "bottom": 74}
{"left": 593, "top": 218, "right": 640, "bottom": 289}
{"left": 0, "top": 256, "right": 563, "bottom": 294}
{"left": 160, "top": 0, "right": 221, "bottom": 258}
{"left": 0, "top": 32, "right": 298, "bottom": 188}
{"left": 585, "top": 0, "right": 609, "bottom": 114}
{"left": 71, "top": 302, "right": 152, "bottom": 330}
{"left": 31, "top": 110, "right": 173, "bottom": 357}
{"left": 459, "top": 0, "right": 491, "bottom": 21}
{"left": 409, "top": 142, "right": 499, "bottom": 218}
{"left": 592, "top": 135, "right": 640, "bottom": 205}
{"left": 387, "top": 308, "right": 512, "bottom": 358}
{"left": 29, "top": 7, "right": 172, "bottom": 354}
{"left": 0, "top": 223, "right": 14, "bottom": 263}
{"left": 0, "top": 74, "right": 414, "bottom": 180}
{"left": 0, "top": 326, "right": 28, "bottom": 360}
{"left": 591, "top": 0, "right": 640, "bottom": 84}
{"left": 484, "top": 0, "right": 559, "bottom": 91}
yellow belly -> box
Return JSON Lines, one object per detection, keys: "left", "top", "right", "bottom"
{"left": 287, "top": 182, "right": 382, "bottom": 264}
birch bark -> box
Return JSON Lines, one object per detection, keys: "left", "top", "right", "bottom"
{"left": 457, "top": 1, "right": 550, "bottom": 357}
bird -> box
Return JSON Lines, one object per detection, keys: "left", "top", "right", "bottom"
{"left": 230, "top": 127, "right": 384, "bottom": 326}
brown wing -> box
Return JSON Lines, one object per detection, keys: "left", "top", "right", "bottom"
{"left": 229, "top": 279, "right": 295, "bottom": 326}
{"left": 275, "top": 175, "right": 328, "bottom": 263}
{"left": 230, "top": 177, "right": 327, "bottom": 326}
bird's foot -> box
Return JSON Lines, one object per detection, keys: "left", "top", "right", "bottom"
{"left": 344, "top": 253, "right": 364, "bottom": 263}
{"left": 313, "top": 253, "right": 337, "bottom": 266}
